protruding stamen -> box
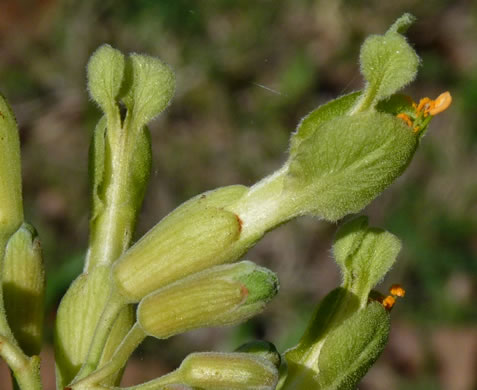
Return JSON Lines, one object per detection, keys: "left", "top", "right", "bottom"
{"left": 382, "top": 296, "right": 396, "bottom": 311}
{"left": 428, "top": 91, "right": 452, "bottom": 115}
{"left": 389, "top": 284, "right": 406, "bottom": 297}
{"left": 397, "top": 113, "right": 413, "bottom": 127}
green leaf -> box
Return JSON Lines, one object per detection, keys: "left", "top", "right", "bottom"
{"left": 333, "top": 217, "right": 402, "bottom": 306}
{"left": 285, "top": 111, "right": 418, "bottom": 221}
{"left": 332, "top": 216, "right": 369, "bottom": 272}
{"left": 357, "top": 14, "right": 419, "bottom": 110}
{"left": 283, "top": 288, "right": 359, "bottom": 390}
{"left": 316, "top": 302, "right": 390, "bottom": 390}
{"left": 289, "top": 92, "right": 361, "bottom": 157}
{"left": 121, "top": 53, "right": 176, "bottom": 129}
{"left": 87, "top": 45, "right": 125, "bottom": 119}
{"left": 285, "top": 288, "right": 359, "bottom": 364}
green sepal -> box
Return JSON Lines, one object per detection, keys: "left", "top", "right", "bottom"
{"left": 97, "top": 305, "right": 135, "bottom": 386}
{"left": 87, "top": 119, "right": 152, "bottom": 268}
{"left": 178, "top": 352, "right": 279, "bottom": 390}
{"left": 315, "top": 302, "right": 390, "bottom": 390}
{"left": 2, "top": 223, "right": 45, "bottom": 356}
{"left": 356, "top": 13, "right": 419, "bottom": 111}
{"left": 121, "top": 52, "right": 176, "bottom": 130}
{"left": 333, "top": 216, "right": 402, "bottom": 306}
{"left": 235, "top": 340, "right": 281, "bottom": 369}
{"left": 88, "top": 116, "right": 107, "bottom": 225}
{"left": 0, "top": 94, "right": 23, "bottom": 236}
{"left": 54, "top": 266, "right": 129, "bottom": 387}
{"left": 113, "top": 185, "right": 248, "bottom": 302}
{"left": 137, "top": 261, "right": 278, "bottom": 339}
{"left": 285, "top": 111, "right": 418, "bottom": 221}
{"left": 236, "top": 340, "right": 289, "bottom": 389}
{"left": 284, "top": 290, "right": 389, "bottom": 390}
{"left": 87, "top": 44, "right": 125, "bottom": 120}
{"left": 376, "top": 94, "right": 414, "bottom": 116}
{"left": 288, "top": 92, "right": 361, "bottom": 157}
{"left": 284, "top": 288, "right": 359, "bottom": 373}
{"left": 128, "top": 124, "right": 153, "bottom": 214}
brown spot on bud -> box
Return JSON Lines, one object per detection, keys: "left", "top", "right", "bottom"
{"left": 235, "top": 214, "right": 243, "bottom": 234}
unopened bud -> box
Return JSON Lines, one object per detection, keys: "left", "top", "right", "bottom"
{"left": 0, "top": 94, "right": 23, "bottom": 235}
{"left": 113, "top": 185, "right": 248, "bottom": 302}
{"left": 137, "top": 261, "right": 278, "bottom": 339}
{"left": 2, "top": 223, "right": 44, "bottom": 355}
{"left": 179, "top": 352, "right": 279, "bottom": 390}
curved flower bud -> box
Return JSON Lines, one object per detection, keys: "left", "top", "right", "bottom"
{"left": 2, "top": 223, "right": 45, "bottom": 356}
{"left": 0, "top": 94, "right": 23, "bottom": 236}
{"left": 113, "top": 185, "right": 249, "bottom": 302}
{"left": 178, "top": 352, "right": 279, "bottom": 390}
{"left": 137, "top": 261, "right": 278, "bottom": 339}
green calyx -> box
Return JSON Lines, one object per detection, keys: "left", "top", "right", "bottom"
{"left": 2, "top": 223, "right": 45, "bottom": 356}
{"left": 0, "top": 94, "right": 23, "bottom": 236}
{"left": 177, "top": 352, "right": 279, "bottom": 390}
{"left": 113, "top": 185, "right": 249, "bottom": 302}
{"left": 137, "top": 261, "right": 278, "bottom": 339}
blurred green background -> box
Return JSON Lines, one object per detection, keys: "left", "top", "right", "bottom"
{"left": 0, "top": 0, "right": 476, "bottom": 389}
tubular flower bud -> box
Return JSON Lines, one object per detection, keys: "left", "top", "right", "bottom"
{"left": 113, "top": 185, "right": 249, "bottom": 302}
{"left": 2, "top": 223, "right": 45, "bottom": 355}
{"left": 178, "top": 352, "right": 279, "bottom": 390}
{"left": 137, "top": 261, "right": 278, "bottom": 339}
{"left": 0, "top": 94, "right": 23, "bottom": 235}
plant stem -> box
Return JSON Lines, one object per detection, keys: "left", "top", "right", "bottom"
{"left": 72, "top": 323, "right": 146, "bottom": 388}
{"left": 121, "top": 371, "right": 183, "bottom": 390}
{"left": 228, "top": 164, "right": 299, "bottom": 239}
{"left": 0, "top": 336, "right": 42, "bottom": 390}
{"left": 85, "top": 114, "right": 137, "bottom": 271}
{"left": 73, "top": 289, "right": 126, "bottom": 382}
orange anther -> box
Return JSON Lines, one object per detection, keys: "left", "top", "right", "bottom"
{"left": 382, "top": 296, "right": 396, "bottom": 311}
{"left": 428, "top": 91, "right": 452, "bottom": 115}
{"left": 416, "top": 97, "right": 431, "bottom": 113}
{"left": 390, "top": 284, "right": 406, "bottom": 297}
{"left": 397, "top": 113, "right": 413, "bottom": 127}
